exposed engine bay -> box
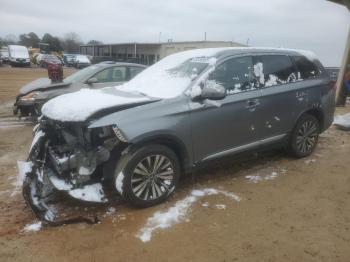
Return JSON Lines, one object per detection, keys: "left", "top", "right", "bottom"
{"left": 21, "top": 117, "right": 125, "bottom": 224}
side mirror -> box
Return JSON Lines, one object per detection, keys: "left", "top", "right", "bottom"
{"left": 86, "top": 77, "right": 98, "bottom": 84}
{"left": 200, "top": 80, "right": 226, "bottom": 100}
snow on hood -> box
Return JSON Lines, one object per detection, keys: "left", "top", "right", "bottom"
{"left": 41, "top": 88, "right": 151, "bottom": 122}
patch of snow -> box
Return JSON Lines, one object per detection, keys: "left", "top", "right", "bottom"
{"left": 23, "top": 221, "right": 42, "bottom": 233}
{"left": 245, "top": 175, "right": 263, "bottom": 183}
{"left": 115, "top": 172, "right": 124, "bottom": 195}
{"left": 136, "top": 188, "right": 240, "bottom": 242}
{"left": 305, "top": 159, "right": 316, "bottom": 165}
{"left": 333, "top": 113, "right": 350, "bottom": 130}
{"left": 106, "top": 207, "right": 116, "bottom": 216}
{"left": 49, "top": 174, "right": 72, "bottom": 190}
{"left": 42, "top": 88, "right": 150, "bottom": 122}
{"left": 201, "top": 202, "right": 209, "bottom": 207}
{"left": 29, "top": 130, "right": 45, "bottom": 153}
{"left": 68, "top": 183, "right": 107, "bottom": 202}
{"left": 265, "top": 171, "right": 279, "bottom": 181}
{"left": 274, "top": 116, "right": 280, "bottom": 121}
{"left": 253, "top": 62, "right": 265, "bottom": 85}
{"left": 188, "top": 85, "right": 202, "bottom": 99}
{"left": 13, "top": 161, "right": 33, "bottom": 196}
{"left": 265, "top": 74, "right": 279, "bottom": 87}
{"left": 215, "top": 204, "right": 226, "bottom": 210}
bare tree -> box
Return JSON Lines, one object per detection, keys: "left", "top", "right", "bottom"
{"left": 62, "top": 32, "right": 84, "bottom": 53}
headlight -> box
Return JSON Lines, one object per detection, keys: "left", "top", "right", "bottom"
{"left": 20, "top": 92, "right": 36, "bottom": 102}
{"left": 20, "top": 92, "right": 44, "bottom": 102}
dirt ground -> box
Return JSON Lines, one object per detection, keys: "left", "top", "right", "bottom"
{"left": 0, "top": 66, "right": 349, "bottom": 262}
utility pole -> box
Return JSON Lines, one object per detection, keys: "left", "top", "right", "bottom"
{"left": 204, "top": 32, "right": 207, "bottom": 41}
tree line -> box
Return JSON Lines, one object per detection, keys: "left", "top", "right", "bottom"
{"left": 0, "top": 32, "right": 103, "bottom": 53}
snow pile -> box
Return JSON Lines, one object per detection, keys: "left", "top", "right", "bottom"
{"left": 42, "top": 88, "right": 150, "bottom": 122}
{"left": 136, "top": 188, "right": 240, "bottom": 242}
{"left": 68, "top": 183, "right": 107, "bottom": 203}
{"left": 23, "top": 221, "right": 42, "bottom": 233}
{"left": 333, "top": 113, "right": 350, "bottom": 130}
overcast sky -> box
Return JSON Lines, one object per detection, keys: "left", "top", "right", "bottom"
{"left": 0, "top": 0, "right": 349, "bottom": 66}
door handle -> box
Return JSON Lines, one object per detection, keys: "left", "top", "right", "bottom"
{"left": 296, "top": 91, "right": 307, "bottom": 101}
{"left": 246, "top": 99, "right": 260, "bottom": 109}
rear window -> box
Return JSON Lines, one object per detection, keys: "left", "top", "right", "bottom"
{"left": 293, "top": 56, "right": 320, "bottom": 80}
{"left": 259, "top": 55, "right": 297, "bottom": 87}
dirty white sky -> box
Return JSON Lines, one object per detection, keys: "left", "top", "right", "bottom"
{"left": 0, "top": 0, "right": 349, "bottom": 66}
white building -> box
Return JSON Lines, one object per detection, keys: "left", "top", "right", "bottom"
{"left": 79, "top": 40, "right": 245, "bottom": 65}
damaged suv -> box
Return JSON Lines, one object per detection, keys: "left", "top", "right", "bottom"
{"left": 21, "top": 47, "right": 335, "bottom": 222}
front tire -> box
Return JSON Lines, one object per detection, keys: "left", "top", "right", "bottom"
{"left": 289, "top": 114, "right": 320, "bottom": 158}
{"left": 114, "top": 144, "right": 180, "bottom": 207}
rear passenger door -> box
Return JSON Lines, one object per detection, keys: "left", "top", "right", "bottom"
{"left": 256, "top": 54, "right": 309, "bottom": 139}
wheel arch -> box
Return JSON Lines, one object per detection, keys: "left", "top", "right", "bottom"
{"left": 300, "top": 108, "right": 325, "bottom": 131}
{"left": 129, "top": 133, "right": 192, "bottom": 173}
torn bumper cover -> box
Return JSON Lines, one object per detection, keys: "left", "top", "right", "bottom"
{"left": 21, "top": 120, "right": 117, "bottom": 223}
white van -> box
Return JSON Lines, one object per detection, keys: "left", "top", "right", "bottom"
{"left": 8, "top": 45, "right": 30, "bottom": 67}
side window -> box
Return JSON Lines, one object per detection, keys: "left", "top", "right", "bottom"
{"left": 258, "top": 55, "right": 297, "bottom": 88}
{"left": 111, "top": 67, "right": 127, "bottom": 82}
{"left": 208, "top": 56, "right": 254, "bottom": 94}
{"left": 93, "top": 68, "right": 114, "bottom": 83}
{"left": 92, "top": 67, "right": 126, "bottom": 83}
{"left": 129, "top": 66, "right": 144, "bottom": 79}
{"left": 293, "top": 56, "right": 320, "bottom": 80}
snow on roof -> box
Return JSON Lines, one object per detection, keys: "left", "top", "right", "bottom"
{"left": 42, "top": 88, "right": 150, "bottom": 122}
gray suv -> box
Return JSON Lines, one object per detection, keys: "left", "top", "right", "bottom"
{"left": 22, "top": 48, "right": 335, "bottom": 222}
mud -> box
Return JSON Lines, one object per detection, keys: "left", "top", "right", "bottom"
{"left": 0, "top": 67, "right": 350, "bottom": 262}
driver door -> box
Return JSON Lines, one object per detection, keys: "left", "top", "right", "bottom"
{"left": 190, "top": 56, "right": 264, "bottom": 162}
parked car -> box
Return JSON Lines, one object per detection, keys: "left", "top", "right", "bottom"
{"left": 63, "top": 54, "right": 76, "bottom": 67}
{"left": 74, "top": 54, "right": 91, "bottom": 69}
{"left": 8, "top": 45, "right": 30, "bottom": 67}
{"left": 14, "top": 62, "right": 146, "bottom": 117}
{"left": 325, "top": 67, "right": 339, "bottom": 82}
{"left": 39, "top": 54, "right": 63, "bottom": 68}
{"left": 0, "top": 48, "right": 10, "bottom": 63}
{"left": 21, "top": 47, "right": 335, "bottom": 222}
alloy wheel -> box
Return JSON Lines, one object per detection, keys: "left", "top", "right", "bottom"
{"left": 131, "top": 154, "right": 174, "bottom": 201}
{"left": 296, "top": 120, "right": 319, "bottom": 154}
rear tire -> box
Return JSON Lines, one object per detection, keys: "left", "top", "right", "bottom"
{"left": 289, "top": 114, "right": 320, "bottom": 158}
{"left": 114, "top": 144, "right": 180, "bottom": 207}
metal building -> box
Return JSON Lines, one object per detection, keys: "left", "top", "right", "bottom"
{"left": 79, "top": 41, "right": 245, "bottom": 65}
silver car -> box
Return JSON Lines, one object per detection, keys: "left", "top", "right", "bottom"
{"left": 21, "top": 47, "right": 335, "bottom": 223}
{"left": 14, "top": 62, "right": 146, "bottom": 117}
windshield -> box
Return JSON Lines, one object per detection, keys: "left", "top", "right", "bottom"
{"left": 116, "top": 49, "right": 220, "bottom": 98}
{"left": 64, "top": 65, "right": 101, "bottom": 83}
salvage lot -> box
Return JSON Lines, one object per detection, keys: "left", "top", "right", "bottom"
{"left": 0, "top": 67, "right": 350, "bottom": 262}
